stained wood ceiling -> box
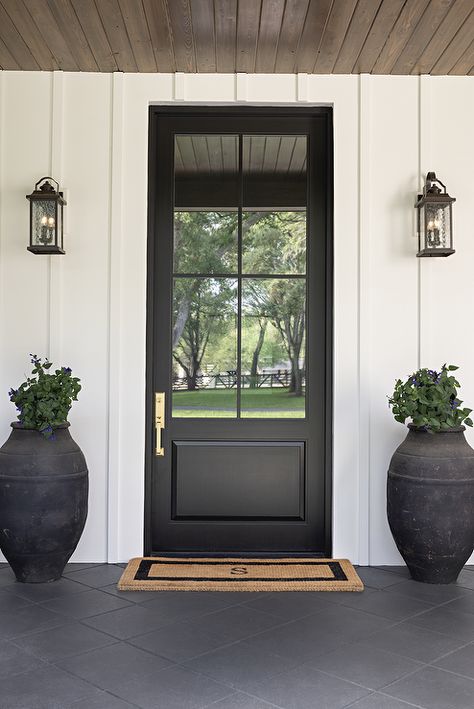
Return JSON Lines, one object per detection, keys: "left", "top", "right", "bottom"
{"left": 175, "top": 136, "right": 307, "bottom": 175}
{"left": 0, "top": 0, "right": 474, "bottom": 75}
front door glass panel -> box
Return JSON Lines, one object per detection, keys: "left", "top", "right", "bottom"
{"left": 172, "top": 134, "right": 307, "bottom": 419}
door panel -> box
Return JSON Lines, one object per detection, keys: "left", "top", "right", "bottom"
{"left": 146, "top": 108, "right": 332, "bottom": 554}
{"left": 172, "top": 441, "right": 304, "bottom": 519}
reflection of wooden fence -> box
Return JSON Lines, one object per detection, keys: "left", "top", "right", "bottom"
{"left": 172, "top": 370, "right": 305, "bottom": 391}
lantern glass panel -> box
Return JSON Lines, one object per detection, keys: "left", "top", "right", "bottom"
{"left": 57, "top": 203, "right": 63, "bottom": 249}
{"left": 32, "top": 199, "right": 57, "bottom": 247}
{"left": 424, "top": 203, "right": 450, "bottom": 250}
{"left": 419, "top": 203, "right": 425, "bottom": 251}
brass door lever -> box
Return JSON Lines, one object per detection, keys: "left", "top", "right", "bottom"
{"left": 155, "top": 392, "right": 165, "bottom": 456}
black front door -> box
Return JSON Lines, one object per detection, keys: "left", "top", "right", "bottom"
{"left": 146, "top": 107, "right": 332, "bottom": 554}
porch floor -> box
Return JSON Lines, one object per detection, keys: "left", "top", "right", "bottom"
{"left": 0, "top": 564, "right": 474, "bottom": 708}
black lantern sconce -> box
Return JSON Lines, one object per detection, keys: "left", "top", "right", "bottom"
{"left": 415, "top": 172, "right": 455, "bottom": 257}
{"left": 26, "top": 177, "right": 66, "bottom": 254}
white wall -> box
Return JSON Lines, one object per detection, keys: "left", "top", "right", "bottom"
{"left": 0, "top": 71, "right": 473, "bottom": 564}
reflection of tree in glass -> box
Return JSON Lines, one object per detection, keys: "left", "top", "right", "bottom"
{"left": 174, "top": 211, "right": 238, "bottom": 274}
{"left": 244, "top": 279, "right": 305, "bottom": 397}
{"left": 243, "top": 212, "right": 306, "bottom": 396}
{"left": 173, "top": 279, "right": 236, "bottom": 391}
{"left": 243, "top": 212, "right": 306, "bottom": 274}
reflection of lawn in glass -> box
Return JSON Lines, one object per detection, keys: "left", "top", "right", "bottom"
{"left": 172, "top": 387, "right": 305, "bottom": 418}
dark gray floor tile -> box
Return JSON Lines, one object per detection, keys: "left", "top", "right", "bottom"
{"left": 375, "top": 566, "right": 411, "bottom": 579}
{"left": 0, "top": 639, "right": 48, "bottom": 679}
{"left": 308, "top": 642, "right": 422, "bottom": 690}
{"left": 41, "top": 588, "right": 133, "bottom": 619}
{"left": 347, "top": 693, "right": 422, "bottom": 708}
{"left": 70, "top": 691, "right": 138, "bottom": 708}
{"left": 65, "top": 565, "right": 124, "bottom": 588}
{"left": 101, "top": 583, "right": 165, "bottom": 603}
{"left": 332, "top": 588, "right": 432, "bottom": 621}
{"left": 292, "top": 604, "right": 394, "bottom": 643}
{"left": 0, "top": 665, "right": 98, "bottom": 708}
{"left": 64, "top": 563, "right": 106, "bottom": 574}
{"left": 0, "top": 604, "right": 68, "bottom": 640}
{"left": 0, "top": 588, "right": 34, "bottom": 612}
{"left": 249, "top": 664, "right": 370, "bottom": 709}
{"left": 207, "top": 592, "right": 272, "bottom": 606}
{"left": 82, "top": 603, "right": 175, "bottom": 639}
{"left": 356, "top": 568, "right": 404, "bottom": 589}
{"left": 385, "top": 579, "right": 470, "bottom": 605}
{"left": 241, "top": 591, "right": 336, "bottom": 620}
{"left": 361, "top": 621, "right": 466, "bottom": 662}
{"left": 442, "top": 594, "right": 474, "bottom": 616}
{"left": 184, "top": 640, "right": 299, "bottom": 692}
{"left": 204, "top": 693, "right": 278, "bottom": 708}
{"left": 57, "top": 642, "right": 173, "bottom": 690}
{"left": 246, "top": 620, "right": 345, "bottom": 665}
{"left": 13, "top": 622, "right": 117, "bottom": 661}
{"left": 411, "top": 605, "right": 474, "bottom": 641}
{"left": 185, "top": 605, "right": 285, "bottom": 643}
{"left": 433, "top": 642, "right": 474, "bottom": 679}
{"left": 384, "top": 665, "right": 474, "bottom": 709}
{"left": 141, "top": 590, "right": 232, "bottom": 622}
{"left": 129, "top": 619, "right": 233, "bottom": 662}
{"left": 7, "top": 576, "right": 88, "bottom": 602}
{"left": 114, "top": 664, "right": 233, "bottom": 709}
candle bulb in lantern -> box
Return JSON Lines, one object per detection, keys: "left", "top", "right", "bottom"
{"left": 40, "top": 216, "right": 49, "bottom": 244}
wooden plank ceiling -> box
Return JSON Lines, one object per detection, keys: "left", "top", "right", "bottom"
{"left": 175, "top": 135, "right": 307, "bottom": 175}
{"left": 0, "top": 0, "right": 474, "bottom": 75}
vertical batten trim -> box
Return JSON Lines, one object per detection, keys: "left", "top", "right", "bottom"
{"left": 418, "top": 76, "right": 432, "bottom": 369}
{"left": 174, "top": 72, "right": 185, "bottom": 101}
{"left": 358, "top": 74, "right": 371, "bottom": 566}
{"left": 49, "top": 71, "right": 64, "bottom": 363}
{"left": 107, "top": 72, "right": 124, "bottom": 562}
{"left": 297, "top": 73, "right": 308, "bottom": 102}
{"left": 235, "top": 73, "right": 248, "bottom": 101}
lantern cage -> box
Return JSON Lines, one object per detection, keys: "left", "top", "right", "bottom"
{"left": 415, "top": 172, "right": 455, "bottom": 257}
{"left": 26, "top": 177, "right": 66, "bottom": 254}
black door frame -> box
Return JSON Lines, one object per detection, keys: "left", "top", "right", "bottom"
{"left": 144, "top": 105, "right": 333, "bottom": 556}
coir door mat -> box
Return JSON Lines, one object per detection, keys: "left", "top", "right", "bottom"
{"left": 117, "top": 557, "right": 364, "bottom": 592}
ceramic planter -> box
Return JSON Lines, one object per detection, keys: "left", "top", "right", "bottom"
{"left": 387, "top": 424, "right": 474, "bottom": 583}
{"left": 0, "top": 423, "right": 88, "bottom": 583}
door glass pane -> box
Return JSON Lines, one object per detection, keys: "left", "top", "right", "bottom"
{"left": 172, "top": 278, "right": 238, "bottom": 418}
{"left": 241, "top": 278, "right": 305, "bottom": 418}
{"left": 242, "top": 211, "right": 306, "bottom": 275}
{"left": 240, "top": 135, "right": 307, "bottom": 418}
{"left": 174, "top": 210, "right": 238, "bottom": 274}
{"left": 171, "top": 133, "right": 308, "bottom": 419}
{"left": 174, "top": 135, "right": 239, "bottom": 274}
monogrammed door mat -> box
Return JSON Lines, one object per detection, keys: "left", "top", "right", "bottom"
{"left": 117, "top": 557, "right": 364, "bottom": 591}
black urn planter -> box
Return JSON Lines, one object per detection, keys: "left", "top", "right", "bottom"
{"left": 388, "top": 424, "right": 474, "bottom": 584}
{"left": 0, "top": 423, "right": 88, "bottom": 583}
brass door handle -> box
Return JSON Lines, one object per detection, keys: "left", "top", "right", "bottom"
{"left": 155, "top": 392, "right": 165, "bottom": 456}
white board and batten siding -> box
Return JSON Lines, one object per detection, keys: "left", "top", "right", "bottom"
{"left": 0, "top": 71, "right": 473, "bottom": 565}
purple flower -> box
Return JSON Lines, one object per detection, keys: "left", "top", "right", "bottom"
{"left": 62, "top": 367, "right": 72, "bottom": 375}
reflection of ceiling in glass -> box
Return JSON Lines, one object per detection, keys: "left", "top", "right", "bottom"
{"left": 175, "top": 136, "right": 306, "bottom": 176}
